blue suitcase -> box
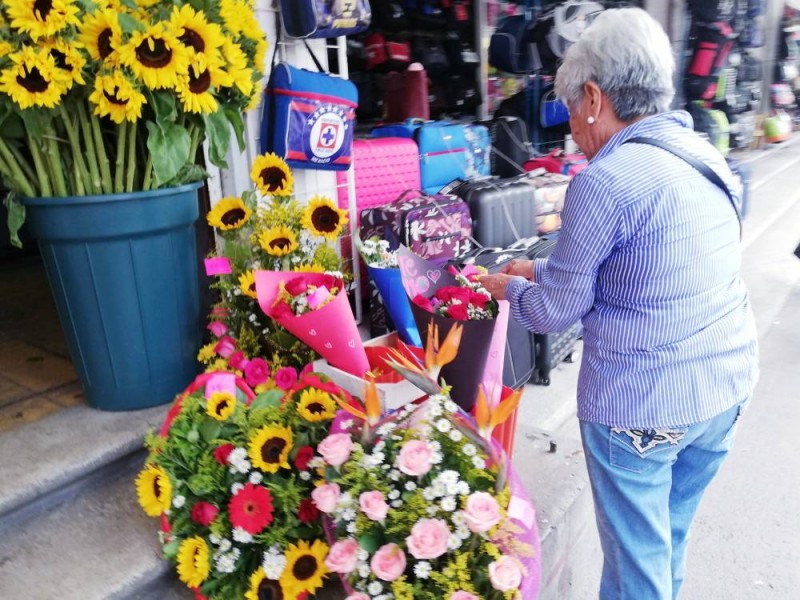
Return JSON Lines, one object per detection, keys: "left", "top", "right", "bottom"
{"left": 371, "top": 120, "right": 490, "bottom": 193}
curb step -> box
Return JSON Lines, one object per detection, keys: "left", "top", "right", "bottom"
{"left": 0, "top": 403, "right": 170, "bottom": 527}
{"left": 0, "top": 450, "right": 170, "bottom": 600}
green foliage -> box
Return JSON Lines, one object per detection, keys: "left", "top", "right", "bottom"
{"left": 204, "top": 110, "right": 230, "bottom": 169}
{"left": 146, "top": 121, "right": 191, "bottom": 186}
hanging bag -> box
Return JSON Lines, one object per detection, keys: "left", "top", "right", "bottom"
{"left": 279, "top": 0, "right": 372, "bottom": 39}
{"left": 260, "top": 42, "right": 358, "bottom": 171}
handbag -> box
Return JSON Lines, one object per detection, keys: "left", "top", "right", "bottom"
{"left": 540, "top": 89, "right": 570, "bottom": 128}
{"left": 279, "top": 0, "right": 372, "bottom": 39}
{"left": 260, "top": 42, "right": 358, "bottom": 171}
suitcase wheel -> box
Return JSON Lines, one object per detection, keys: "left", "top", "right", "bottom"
{"left": 532, "top": 370, "right": 551, "bottom": 386}
{"left": 564, "top": 349, "right": 580, "bottom": 364}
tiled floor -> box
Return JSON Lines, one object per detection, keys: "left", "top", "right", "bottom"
{"left": 0, "top": 255, "right": 83, "bottom": 433}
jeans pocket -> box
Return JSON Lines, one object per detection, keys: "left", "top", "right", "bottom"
{"left": 720, "top": 400, "right": 749, "bottom": 444}
{"left": 609, "top": 428, "right": 688, "bottom": 474}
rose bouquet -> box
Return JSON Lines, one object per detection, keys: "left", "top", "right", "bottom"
{"left": 138, "top": 368, "right": 354, "bottom": 599}
{"left": 398, "top": 247, "right": 508, "bottom": 411}
{"left": 359, "top": 236, "right": 421, "bottom": 347}
{"left": 255, "top": 270, "right": 370, "bottom": 378}
{"left": 316, "top": 380, "right": 540, "bottom": 600}
{"left": 0, "top": 0, "right": 264, "bottom": 243}
{"left": 203, "top": 152, "right": 350, "bottom": 372}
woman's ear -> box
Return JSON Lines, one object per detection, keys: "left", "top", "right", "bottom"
{"left": 582, "top": 81, "right": 603, "bottom": 119}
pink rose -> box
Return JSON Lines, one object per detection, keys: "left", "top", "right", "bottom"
{"left": 207, "top": 320, "right": 228, "bottom": 338}
{"left": 274, "top": 366, "right": 298, "bottom": 390}
{"left": 346, "top": 594, "right": 369, "bottom": 600}
{"left": 405, "top": 518, "right": 450, "bottom": 560}
{"left": 462, "top": 491, "right": 502, "bottom": 533}
{"left": 370, "top": 543, "right": 407, "bottom": 582}
{"left": 359, "top": 491, "right": 389, "bottom": 521}
{"left": 325, "top": 538, "right": 359, "bottom": 574}
{"left": 190, "top": 501, "right": 219, "bottom": 526}
{"left": 488, "top": 556, "right": 523, "bottom": 592}
{"left": 244, "top": 357, "right": 270, "bottom": 387}
{"left": 450, "top": 593, "right": 479, "bottom": 600}
{"left": 397, "top": 440, "right": 433, "bottom": 477}
{"left": 211, "top": 305, "right": 229, "bottom": 319}
{"left": 214, "top": 336, "right": 236, "bottom": 358}
{"left": 311, "top": 483, "right": 340, "bottom": 514}
{"left": 318, "top": 433, "right": 353, "bottom": 467}
{"left": 227, "top": 350, "right": 249, "bottom": 371}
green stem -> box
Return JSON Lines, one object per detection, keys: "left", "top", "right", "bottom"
{"left": 7, "top": 141, "right": 37, "bottom": 188}
{"left": 71, "top": 150, "right": 85, "bottom": 196}
{"left": 126, "top": 121, "right": 137, "bottom": 192}
{"left": 188, "top": 123, "right": 202, "bottom": 164}
{"left": 114, "top": 121, "right": 127, "bottom": 193}
{"left": 43, "top": 126, "right": 68, "bottom": 197}
{"left": 0, "top": 137, "right": 36, "bottom": 198}
{"left": 142, "top": 154, "right": 153, "bottom": 190}
{"left": 91, "top": 112, "right": 113, "bottom": 194}
{"left": 59, "top": 105, "right": 92, "bottom": 195}
{"left": 27, "top": 133, "right": 51, "bottom": 198}
{"left": 78, "top": 103, "right": 102, "bottom": 194}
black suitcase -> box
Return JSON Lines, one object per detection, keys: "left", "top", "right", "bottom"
{"left": 452, "top": 176, "right": 538, "bottom": 248}
{"left": 480, "top": 116, "right": 532, "bottom": 178}
{"left": 453, "top": 241, "right": 538, "bottom": 389}
{"left": 525, "top": 235, "right": 582, "bottom": 385}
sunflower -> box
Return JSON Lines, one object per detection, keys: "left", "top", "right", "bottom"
{"left": 238, "top": 270, "right": 258, "bottom": 299}
{"left": 42, "top": 38, "right": 86, "bottom": 88}
{"left": 170, "top": 5, "right": 225, "bottom": 61}
{"left": 293, "top": 263, "right": 325, "bottom": 273}
{"left": 245, "top": 85, "right": 261, "bottom": 112}
{"left": 135, "top": 464, "right": 172, "bottom": 517}
{"left": 118, "top": 22, "right": 190, "bottom": 90}
{"left": 296, "top": 388, "right": 336, "bottom": 423}
{"left": 0, "top": 47, "right": 70, "bottom": 110}
{"left": 207, "top": 391, "right": 236, "bottom": 421}
{"left": 279, "top": 540, "right": 330, "bottom": 599}
{"left": 245, "top": 568, "right": 287, "bottom": 600}
{"left": 0, "top": 43, "right": 11, "bottom": 59}
{"left": 301, "top": 196, "right": 349, "bottom": 241}
{"left": 79, "top": 9, "right": 122, "bottom": 64}
{"left": 248, "top": 424, "right": 293, "bottom": 473}
{"left": 88, "top": 71, "right": 147, "bottom": 124}
{"left": 221, "top": 40, "right": 254, "bottom": 97}
{"left": 219, "top": 0, "right": 246, "bottom": 35}
{"left": 250, "top": 152, "right": 293, "bottom": 196}
{"left": 6, "top": 0, "right": 81, "bottom": 40}
{"left": 176, "top": 54, "right": 233, "bottom": 114}
{"left": 258, "top": 225, "right": 298, "bottom": 257}
{"left": 176, "top": 536, "right": 210, "bottom": 589}
{"left": 229, "top": 483, "right": 274, "bottom": 534}
{"left": 207, "top": 196, "right": 251, "bottom": 230}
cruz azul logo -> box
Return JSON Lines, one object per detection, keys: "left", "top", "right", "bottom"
{"left": 306, "top": 104, "right": 348, "bottom": 163}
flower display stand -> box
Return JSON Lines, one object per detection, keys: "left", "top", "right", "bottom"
{"left": 21, "top": 182, "right": 203, "bottom": 411}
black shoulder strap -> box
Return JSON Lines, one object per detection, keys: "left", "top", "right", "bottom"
{"left": 624, "top": 136, "right": 742, "bottom": 236}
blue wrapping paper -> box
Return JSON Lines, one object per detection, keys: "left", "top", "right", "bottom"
{"left": 368, "top": 265, "right": 422, "bottom": 347}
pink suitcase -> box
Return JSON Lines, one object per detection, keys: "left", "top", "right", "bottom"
{"left": 524, "top": 149, "right": 588, "bottom": 177}
{"left": 336, "top": 137, "right": 422, "bottom": 226}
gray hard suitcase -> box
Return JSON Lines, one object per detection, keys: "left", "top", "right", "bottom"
{"left": 525, "top": 234, "right": 581, "bottom": 385}
{"left": 451, "top": 176, "right": 538, "bottom": 248}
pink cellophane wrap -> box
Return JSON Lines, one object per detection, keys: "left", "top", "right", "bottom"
{"left": 482, "top": 299, "right": 510, "bottom": 408}
{"left": 325, "top": 404, "right": 541, "bottom": 599}
{"left": 204, "top": 257, "right": 232, "bottom": 276}
{"left": 255, "top": 271, "right": 370, "bottom": 377}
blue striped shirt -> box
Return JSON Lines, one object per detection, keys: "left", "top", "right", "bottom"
{"left": 506, "top": 111, "right": 759, "bottom": 428}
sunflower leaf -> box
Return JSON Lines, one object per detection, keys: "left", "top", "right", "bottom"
{"left": 15, "top": 105, "right": 52, "bottom": 140}
{"left": 250, "top": 389, "right": 284, "bottom": 410}
{"left": 3, "top": 191, "right": 24, "bottom": 249}
{"left": 161, "top": 164, "right": 207, "bottom": 188}
{"left": 224, "top": 106, "right": 246, "bottom": 153}
{"left": 117, "top": 12, "right": 146, "bottom": 35}
{"left": 146, "top": 121, "right": 191, "bottom": 185}
{"left": 149, "top": 91, "right": 177, "bottom": 127}
{"left": 199, "top": 420, "right": 221, "bottom": 443}
{"left": 204, "top": 109, "right": 230, "bottom": 169}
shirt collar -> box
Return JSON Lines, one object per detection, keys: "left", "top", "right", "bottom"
{"left": 591, "top": 110, "right": 693, "bottom": 162}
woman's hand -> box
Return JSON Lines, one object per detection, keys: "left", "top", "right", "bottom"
{"left": 500, "top": 259, "right": 534, "bottom": 280}
{"left": 478, "top": 273, "right": 515, "bottom": 300}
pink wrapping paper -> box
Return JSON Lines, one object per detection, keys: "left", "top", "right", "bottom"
{"left": 255, "top": 271, "right": 370, "bottom": 377}
{"left": 204, "top": 257, "right": 232, "bottom": 276}
{"left": 482, "top": 299, "right": 510, "bottom": 408}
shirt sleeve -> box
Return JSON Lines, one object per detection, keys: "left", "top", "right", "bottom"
{"left": 506, "top": 171, "right": 623, "bottom": 333}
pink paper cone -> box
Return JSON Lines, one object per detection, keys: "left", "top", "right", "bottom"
{"left": 482, "top": 300, "right": 510, "bottom": 409}
{"left": 255, "top": 271, "right": 369, "bottom": 377}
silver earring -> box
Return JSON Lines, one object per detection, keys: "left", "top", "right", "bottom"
{"left": 587, "top": 116, "right": 596, "bottom": 125}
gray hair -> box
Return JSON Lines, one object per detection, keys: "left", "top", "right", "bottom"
{"left": 554, "top": 7, "right": 675, "bottom": 121}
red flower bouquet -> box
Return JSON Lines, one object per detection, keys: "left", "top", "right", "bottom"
{"left": 412, "top": 265, "right": 498, "bottom": 321}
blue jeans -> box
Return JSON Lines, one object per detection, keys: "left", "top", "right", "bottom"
{"left": 579, "top": 400, "right": 748, "bottom": 600}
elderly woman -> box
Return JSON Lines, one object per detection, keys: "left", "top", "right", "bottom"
{"left": 480, "top": 8, "right": 759, "bottom": 599}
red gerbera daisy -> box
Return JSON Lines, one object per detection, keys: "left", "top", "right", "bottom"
{"left": 229, "top": 483, "right": 274, "bottom": 534}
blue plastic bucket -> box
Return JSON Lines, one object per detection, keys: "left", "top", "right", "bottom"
{"left": 21, "top": 183, "right": 203, "bottom": 411}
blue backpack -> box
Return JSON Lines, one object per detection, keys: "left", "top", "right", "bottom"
{"left": 279, "top": 0, "right": 372, "bottom": 39}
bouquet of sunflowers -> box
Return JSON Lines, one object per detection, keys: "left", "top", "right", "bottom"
{"left": 200, "top": 151, "right": 351, "bottom": 373}
{"left": 138, "top": 368, "right": 353, "bottom": 599}
{"left": 0, "top": 0, "right": 264, "bottom": 243}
